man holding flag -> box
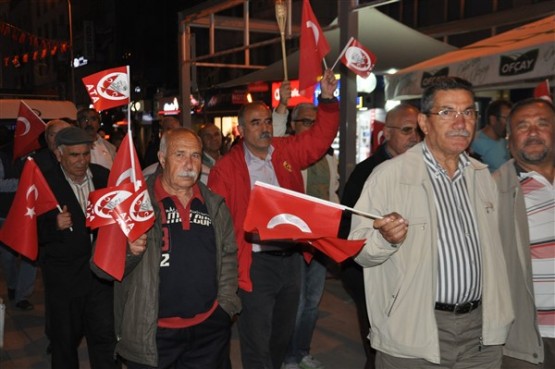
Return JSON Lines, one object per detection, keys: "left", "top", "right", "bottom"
{"left": 37, "top": 126, "right": 119, "bottom": 369}
{"left": 208, "top": 69, "right": 339, "bottom": 369}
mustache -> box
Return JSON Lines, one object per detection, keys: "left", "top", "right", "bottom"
{"left": 177, "top": 170, "right": 199, "bottom": 179}
{"left": 260, "top": 132, "right": 272, "bottom": 139}
{"left": 446, "top": 130, "right": 471, "bottom": 137}
{"left": 523, "top": 137, "right": 546, "bottom": 147}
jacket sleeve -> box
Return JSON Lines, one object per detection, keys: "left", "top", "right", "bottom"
{"left": 281, "top": 101, "right": 339, "bottom": 170}
{"left": 349, "top": 164, "right": 402, "bottom": 267}
{"left": 216, "top": 200, "right": 242, "bottom": 317}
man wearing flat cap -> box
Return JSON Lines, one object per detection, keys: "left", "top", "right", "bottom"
{"left": 37, "top": 126, "right": 120, "bottom": 369}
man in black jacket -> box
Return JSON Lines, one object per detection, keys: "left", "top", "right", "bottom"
{"left": 38, "top": 126, "right": 119, "bottom": 369}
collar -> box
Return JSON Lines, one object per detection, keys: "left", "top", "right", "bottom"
{"left": 422, "top": 141, "right": 470, "bottom": 177}
{"left": 154, "top": 175, "right": 205, "bottom": 204}
{"left": 243, "top": 142, "right": 274, "bottom": 163}
{"left": 60, "top": 166, "right": 93, "bottom": 186}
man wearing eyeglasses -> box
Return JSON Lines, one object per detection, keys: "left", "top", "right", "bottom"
{"left": 349, "top": 77, "right": 514, "bottom": 369}
{"left": 77, "top": 108, "right": 116, "bottom": 170}
{"left": 339, "top": 103, "right": 420, "bottom": 369}
{"left": 470, "top": 99, "right": 512, "bottom": 172}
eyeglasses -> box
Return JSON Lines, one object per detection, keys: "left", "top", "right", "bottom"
{"left": 387, "top": 126, "right": 419, "bottom": 135}
{"left": 426, "top": 108, "right": 478, "bottom": 121}
{"left": 293, "top": 118, "right": 316, "bottom": 127}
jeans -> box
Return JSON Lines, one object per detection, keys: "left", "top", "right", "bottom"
{"left": 284, "top": 256, "right": 327, "bottom": 364}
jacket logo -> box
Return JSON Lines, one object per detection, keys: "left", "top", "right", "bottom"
{"left": 499, "top": 49, "right": 538, "bottom": 76}
{"left": 283, "top": 161, "right": 292, "bottom": 172}
{"left": 420, "top": 67, "right": 449, "bottom": 88}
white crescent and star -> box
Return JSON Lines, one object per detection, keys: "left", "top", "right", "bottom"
{"left": 267, "top": 213, "right": 312, "bottom": 233}
{"left": 17, "top": 117, "right": 31, "bottom": 136}
{"left": 24, "top": 185, "right": 38, "bottom": 218}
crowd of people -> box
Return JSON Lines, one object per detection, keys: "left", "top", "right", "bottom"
{"left": 0, "top": 73, "right": 553, "bottom": 369}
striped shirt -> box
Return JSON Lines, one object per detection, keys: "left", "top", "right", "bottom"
{"left": 422, "top": 144, "right": 482, "bottom": 304}
{"left": 518, "top": 168, "right": 555, "bottom": 338}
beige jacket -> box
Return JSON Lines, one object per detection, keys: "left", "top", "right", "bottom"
{"left": 349, "top": 143, "right": 514, "bottom": 364}
{"left": 494, "top": 159, "right": 544, "bottom": 363}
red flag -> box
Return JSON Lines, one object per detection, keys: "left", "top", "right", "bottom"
{"left": 0, "top": 158, "right": 58, "bottom": 260}
{"left": 243, "top": 182, "right": 365, "bottom": 263}
{"left": 534, "top": 79, "right": 552, "bottom": 102}
{"left": 13, "top": 101, "right": 46, "bottom": 159}
{"left": 86, "top": 182, "right": 135, "bottom": 229}
{"left": 92, "top": 133, "right": 152, "bottom": 280}
{"left": 339, "top": 37, "right": 377, "bottom": 79}
{"left": 111, "top": 187, "right": 154, "bottom": 242}
{"left": 82, "top": 66, "right": 130, "bottom": 111}
{"left": 298, "top": 0, "right": 330, "bottom": 91}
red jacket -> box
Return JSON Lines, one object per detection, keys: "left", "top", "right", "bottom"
{"left": 208, "top": 101, "right": 340, "bottom": 291}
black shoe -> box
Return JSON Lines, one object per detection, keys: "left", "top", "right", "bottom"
{"left": 15, "top": 300, "right": 34, "bottom": 311}
{"left": 8, "top": 288, "right": 15, "bottom": 301}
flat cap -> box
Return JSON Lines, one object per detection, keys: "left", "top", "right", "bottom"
{"left": 55, "top": 126, "right": 94, "bottom": 146}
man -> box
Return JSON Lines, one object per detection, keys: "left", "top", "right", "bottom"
{"left": 109, "top": 128, "right": 241, "bottom": 369}
{"left": 77, "top": 108, "right": 116, "bottom": 169}
{"left": 494, "top": 98, "right": 554, "bottom": 369}
{"left": 143, "top": 116, "right": 181, "bottom": 172}
{"left": 339, "top": 103, "right": 420, "bottom": 369}
{"left": 208, "top": 69, "right": 339, "bottom": 369}
{"left": 470, "top": 99, "right": 512, "bottom": 172}
{"left": 198, "top": 123, "right": 223, "bottom": 184}
{"left": 274, "top": 102, "right": 340, "bottom": 369}
{"left": 349, "top": 77, "right": 514, "bottom": 368}
{"left": 37, "top": 126, "right": 118, "bottom": 369}
{"left": 33, "top": 119, "right": 72, "bottom": 173}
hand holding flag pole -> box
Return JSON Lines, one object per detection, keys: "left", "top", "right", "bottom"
{"left": 275, "top": 0, "right": 288, "bottom": 80}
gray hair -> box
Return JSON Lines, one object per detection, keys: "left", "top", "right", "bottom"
{"left": 159, "top": 128, "right": 202, "bottom": 155}
{"left": 421, "top": 77, "right": 474, "bottom": 114}
{"left": 291, "top": 103, "right": 317, "bottom": 121}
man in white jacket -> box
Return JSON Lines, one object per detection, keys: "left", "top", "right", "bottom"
{"left": 350, "top": 77, "right": 514, "bottom": 368}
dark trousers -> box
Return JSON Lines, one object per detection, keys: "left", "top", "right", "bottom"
{"left": 238, "top": 252, "right": 301, "bottom": 369}
{"left": 46, "top": 278, "right": 119, "bottom": 369}
{"left": 126, "top": 306, "right": 232, "bottom": 369}
{"left": 340, "top": 259, "right": 375, "bottom": 369}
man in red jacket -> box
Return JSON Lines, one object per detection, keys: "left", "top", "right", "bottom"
{"left": 208, "top": 69, "right": 339, "bottom": 369}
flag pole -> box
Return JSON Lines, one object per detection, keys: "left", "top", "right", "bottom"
{"left": 125, "top": 65, "right": 138, "bottom": 191}
{"left": 331, "top": 36, "right": 353, "bottom": 71}
{"left": 275, "top": 0, "right": 288, "bottom": 81}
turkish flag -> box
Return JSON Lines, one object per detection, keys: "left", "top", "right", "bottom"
{"left": 111, "top": 187, "right": 154, "bottom": 242}
{"left": 86, "top": 182, "right": 135, "bottom": 229}
{"left": 298, "top": 0, "right": 330, "bottom": 91}
{"left": 92, "top": 132, "right": 152, "bottom": 280}
{"left": 534, "top": 79, "right": 552, "bottom": 102}
{"left": 82, "top": 65, "right": 130, "bottom": 111}
{"left": 0, "top": 158, "right": 58, "bottom": 260}
{"left": 13, "top": 101, "right": 46, "bottom": 160}
{"left": 243, "top": 182, "right": 365, "bottom": 263}
{"left": 339, "top": 37, "right": 377, "bottom": 79}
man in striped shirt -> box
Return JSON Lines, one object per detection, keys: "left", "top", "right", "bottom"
{"left": 495, "top": 98, "right": 555, "bottom": 368}
{"left": 350, "top": 77, "right": 513, "bottom": 368}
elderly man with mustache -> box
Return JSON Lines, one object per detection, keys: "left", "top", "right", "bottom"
{"left": 349, "top": 77, "right": 514, "bottom": 369}
{"left": 208, "top": 69, "right": 339, "bottom": 369}
{"left": 494, "top": 98, "right": 555, "bottom": 369}
{"left": 108, "top": 128, "right": 241, "bottom": 369}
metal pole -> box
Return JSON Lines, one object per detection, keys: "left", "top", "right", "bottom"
{"left": 68, "top": 0, "right": 76, "bottom": 103}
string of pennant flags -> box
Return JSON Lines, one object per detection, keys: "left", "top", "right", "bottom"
{"left": 0, "top": 21, "right": 70, "bottom": 68}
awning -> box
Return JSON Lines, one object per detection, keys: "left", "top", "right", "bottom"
{"left": 0, "top": 99, "right": 78, "bottom": 120}
{"left": 385, "top": 14, "right": 555, "bottom": 100}
{"left": 216, "top": 8, "right": 457, "bottom": 88}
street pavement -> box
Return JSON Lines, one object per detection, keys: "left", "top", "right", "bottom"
{"left": 0, "top": 267, "right": 367, "bottom": 369}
